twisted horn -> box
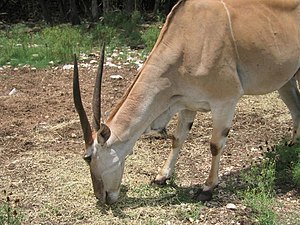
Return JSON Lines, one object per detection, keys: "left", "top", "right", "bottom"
{"left": 73, "top": 54, "right": 93, "bottom": 146}
{"left": 92, "top": 43, "right": 105, "bottom": 131}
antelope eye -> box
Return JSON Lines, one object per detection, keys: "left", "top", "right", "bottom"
{"left": 83, "top": 154, "right": 92, "bottom": 164}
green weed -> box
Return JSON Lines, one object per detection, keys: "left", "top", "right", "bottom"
{"left": 89, "top": 24, "right": 119, "bottom": 48}
{"left": 101, "top": 10, "right": 144, "bottom": 47}
{"left": 142, "top": 26, "right": 161, "bottom": 52}
{"left": 0, "top": 24, "right": 90, "bottom": 67}
{"left": 237, "top": 141, "right": 300, "bottom": 224}
{"left": 265, "top": 142, "right": 300, "bottom": 187}
{"left": 175, "top": 203, "right": 202, "bottom": 223}
{"left": 0, "top": 13, "right": 162, "bottom": 68}
{"left": 0, "top": 190, "right": 22, "bottom": 225}
{"left": 243, "top": 191, "right": 277, "bottom": 225}
{"left": 239, "top": 159, "right": 277, "bottom": 224}
{"left": 292, "top": 162, "right": 300, "bottom": 186}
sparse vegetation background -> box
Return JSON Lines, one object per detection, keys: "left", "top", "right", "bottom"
{"left": 0, "top": 12, "right": 162, "bottom": 68}
{"left": 1, "top": 0, "right": 300, "bottom": 224}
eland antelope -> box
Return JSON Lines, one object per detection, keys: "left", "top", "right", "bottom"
{"left": 73, "top": 0, "right": 300, "bottom": 204}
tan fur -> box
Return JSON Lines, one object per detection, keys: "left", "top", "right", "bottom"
{"left": 261, "top": 0, "right": 299, "bottom": 10}
{"left": 106, "top": 0, "right": 185, "bottom": 123}
{"left": 77, "top": 0, "right": 300, "bottom": 204}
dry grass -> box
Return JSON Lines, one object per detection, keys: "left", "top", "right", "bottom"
{"left": 1, "top": 66, "right": 299, "bottom": 224}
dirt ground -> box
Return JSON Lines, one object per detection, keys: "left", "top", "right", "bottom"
{"left": 0, "top": 62, "right": 299, "bottom": 224}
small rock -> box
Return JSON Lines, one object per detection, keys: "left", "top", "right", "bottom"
{"left": 251, "top": 147, "right": 258, "bottom": 151}
{"left": 105, "top": 62, "right": 118, "bottom": 68}
{"left": 136, "top": 62, "right": 143, "bottom": 71}
{"left": 188, "top": 217, "right": 194, "bottom": 223}
{"left": 63, "top": 64, "right": 74, "bottom": 70}
{"left": 111, "top": 52, "right": 118, "bottom": 57}
{"left": 110, "top": 74, "right": 123, "bottom": 80}
{"left": 31, "top": 67, "right": 36, "bottom": 71}
{"left": 89, "top": 59, "right": 98, "bottom": 64}
{"left": 226, "top": 203, "right": 237, "bottom": 210}
{"left": 7, "top": 160, "right": 19, "bottom": 170}
{"left": 9, "top": 88, "right": 18, "bottom": 96}
{"left": 127, "top": 56, "right": 134, "bottom": 61}
{"left": 80, "top": 56, "right": 89, "bottom": 60}
{"left": 80, "top": 63, "right": 89, "bottom": 68}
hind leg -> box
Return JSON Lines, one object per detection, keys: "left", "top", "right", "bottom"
{"left": 278, "top": 78, "right": 300, "bottom": 144}
{"left": 153, "top": 109, "right": 196, "bottom": 185}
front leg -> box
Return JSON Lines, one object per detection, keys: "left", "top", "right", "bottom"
{"left": 153, "top": 109, "right": 196, "bottom": 185}
{"left": 195, "top": 101, "right": 237, "bottom": 201}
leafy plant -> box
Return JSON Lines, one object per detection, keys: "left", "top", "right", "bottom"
{"left": 238, "top": 159, "right": 277, "bottom": 224}
{"left": 292, "top": 162, "right": 300, "bottom": 186}
{"left": 0, "top": 24, "right": 91, "bottom": 67}
{"left": 99, "top": 10, "right": 144, "bottom": 47}
{"left": 142, "top": 26, "right": 161, "bottom": 52}
{"left": 243, "top": 191, "right": 277, "bottom": 225}
{"left": 41, "top": 25, "right": 86, "bottom": 63}
{"left": 237, "top": 141, "right": 300, "bottom": 225}
{"left": 0, "top": 190, "right": 22, "bottom": 225}
{"left": 265, "top": 142, "right": 300, "bottom": 187}
{"left": 0, "top": 10, "right": 165, "bottom": 68}
{"left": 89, "top": 24, "right": 119, "bottom": 47}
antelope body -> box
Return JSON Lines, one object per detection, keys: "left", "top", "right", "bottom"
{"left": 73, "top": 0, "right": 300, "bottom": 204}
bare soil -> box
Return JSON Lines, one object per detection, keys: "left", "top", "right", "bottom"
{"left": 0, "top": 63, "right": 299, "bottom": 224}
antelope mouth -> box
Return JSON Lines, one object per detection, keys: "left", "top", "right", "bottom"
{"left": 105, "top": 190, "right": 119, "bottom": 205}
{"left": 96, "top": 190, "right": 119, "bottom": 205}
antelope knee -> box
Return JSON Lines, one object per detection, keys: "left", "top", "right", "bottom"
{"left": 172, "top": 137, "right": 180, "bottom": 149}
{"left": 210, "top": 143, "right": 220, "bottom": 156}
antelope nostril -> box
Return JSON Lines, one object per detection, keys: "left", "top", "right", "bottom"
{"left": 83, "top": 154, "right": 92, "bottom": 164}
{"left": 105, "top": 191, "right": 119, "bottom": 205}
{"left": 105, "top": 191, "right": 110, "bottom": 204}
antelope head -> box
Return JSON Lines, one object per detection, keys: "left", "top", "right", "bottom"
{"left": 73, "top": 46, "right": 124, "bottom": 204}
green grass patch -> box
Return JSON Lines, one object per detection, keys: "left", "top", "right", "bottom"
{"left": 292, "top": 162, "right": 300, "bottom": 186}
{"left": 142, "top": 26, "right": 161, "bottom": 52}
{"left": 265, "top": 141, "right": 300, "bottom": 187}
{"left": 0, "top": 24, "right": 88, "bottom": 68}
{"left": 237, "top": 141, "right": 300, "bottom": 224}
{"left": 239, "top": 160, "right": 277, "bottom": 225}
{"left": 0, "top": 12, "right": 162, "bottom": 68}
{"left": 0, "top": 190, "right": 23, "bottom": 225}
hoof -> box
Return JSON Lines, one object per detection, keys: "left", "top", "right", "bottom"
{"left": 151, "top": 177, "right": 169, "bottom": 186}
{"left": 194, "top": 189, "right": 213, "bottom": 202}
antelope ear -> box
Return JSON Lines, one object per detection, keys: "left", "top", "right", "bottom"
{"left": 97, "top": 124, "right": 111, "bottom": 145}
